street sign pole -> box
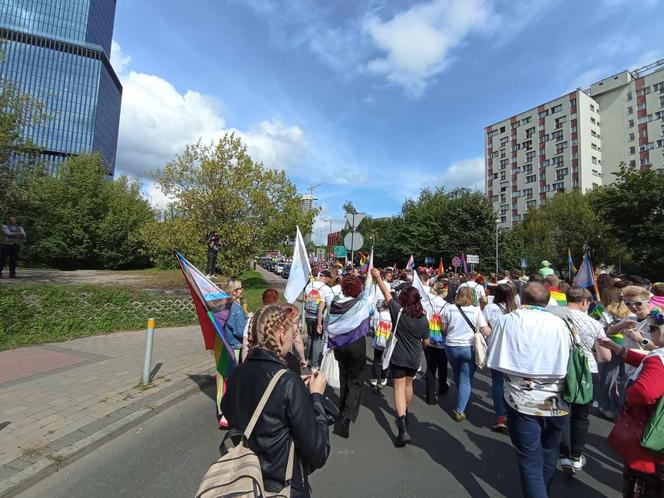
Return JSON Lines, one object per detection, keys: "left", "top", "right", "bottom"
{"left": 351, "top": 213, "right": 355, "bottom": 266}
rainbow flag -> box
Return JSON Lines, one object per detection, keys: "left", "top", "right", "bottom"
{"left": 549, "top": 289, "right": 567, "bottom": 306}
{"left": 438, "top": 257, "right": 445, "bottom": 277}
{"left": 176, "top": 252, "right": 237, "bottom": 422}
{"left": 428, "top": 313, "right": 444, "bottom": 347}
{"left": 574, "top": 253, "right": 601, "bottom": 299}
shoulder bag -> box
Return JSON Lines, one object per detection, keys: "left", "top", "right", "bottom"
{"left": 196, "top": 369, "right": 294, "bottom": 498}
{"left": 561, "top": 314, "right": 593, "bottom": 405}
{"left": 382, "top": 309, "right": 402, "bottom": 370}
{"left": 457, "top": 305, "right": 487, "bottom": 369}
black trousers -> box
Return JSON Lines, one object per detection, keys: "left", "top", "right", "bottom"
{"left": 206, "top": 249, "right": 218, "bottom": 275}
{"left": 560, "top": 400, "right": 592, "bottom": 459}
{"left": 371, "top": 348, "right": 388, "bottom": 380}
{"left": 424, "top": 346, "right": 448, "bottom": 403}
{"left": 0, "top": 244, "right": 20, "bottom": 276}
{"left": 334, "top": 338, "right": 366, "bottom": 422}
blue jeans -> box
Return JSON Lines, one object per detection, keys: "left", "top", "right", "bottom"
{"left": 506, "top": 404, "right": 569, "bottom": 498}
{"left": 491, "top": 369, "right": 506, "bottom": 418}
{"left": 445, "top": 345, "right": 476, "bottom": 413}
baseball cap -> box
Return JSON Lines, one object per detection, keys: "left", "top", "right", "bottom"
{"left": 320, "top": 270, "right": 332, "bottom": 278}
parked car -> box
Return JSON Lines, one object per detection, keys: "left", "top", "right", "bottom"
{"left": 281, "top": 265, "right": 291, "bottom": 278}
{"left": 267, "top": 261, "right": 278, "bottom": 272}
{"left": 274, "top": 263, "right": 285, "bottom": 275}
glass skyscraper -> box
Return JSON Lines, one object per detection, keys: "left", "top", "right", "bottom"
{"left": 0, "top": 0, "right": 122, "bottom": 175}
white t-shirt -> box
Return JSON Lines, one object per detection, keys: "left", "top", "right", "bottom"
{"left": 458, "top": 281, "right": 486, "bottom": 304}
{"left": 563, "top": 308, "right": 607, "bottom": 373}
{"left": 303, "top": 280, "right": 334, "bottom": 319}
{"left": 483, "top": 302, "right": 510, "bottom": 329}
{"left": 442, "top": 305, "right": 488, "bottom": 347}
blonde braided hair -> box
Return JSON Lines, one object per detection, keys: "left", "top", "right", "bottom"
{"left": 248, "top": 305, "right": 292, "bottom": 359}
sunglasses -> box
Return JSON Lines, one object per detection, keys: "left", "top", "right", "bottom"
{"left": 623, "top": 300, "right": 645, "bottom": 307}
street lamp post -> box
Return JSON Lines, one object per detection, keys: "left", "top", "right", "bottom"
{"left": 495, "top": 218, "right": 500, "bottom": 276}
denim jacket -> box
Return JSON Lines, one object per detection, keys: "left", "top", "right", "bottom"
{"left": 224, "top": 301, "right": 247, "bottom": 349}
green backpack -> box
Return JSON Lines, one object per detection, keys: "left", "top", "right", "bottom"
{"left": 562, "top": 317, "right": 593, "bottom": 405}
{"left": 641, "top": 396, "right": 664, "bottom": 453}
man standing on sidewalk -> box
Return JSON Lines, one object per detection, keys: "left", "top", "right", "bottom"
{"left": 1, "top": 215, "right": 26, "bottom": 279}
{"left": 303, "top": 269, "right": 333, "bottom": 369}
{"left": 487, "top": 282, "right": 571, "bottom": 497}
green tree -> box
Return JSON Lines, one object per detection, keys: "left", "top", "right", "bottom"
{"left": 7, "top": 154, "right": 154, "bottom": 269}
{"left": 514, "top": 190, "right": 621, "bottom": 275}
{"left": 588, "top": 164, "right": 664, "bottom": 276}
{"left": 146, "top": 134, "right": 315, "bottom": 275}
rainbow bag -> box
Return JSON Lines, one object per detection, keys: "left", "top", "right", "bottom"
{"left": 428, "top": 304, "right": 446, "bottom": 347}
{"left": 372, "top": 320, "right": 392, "bottom": 350}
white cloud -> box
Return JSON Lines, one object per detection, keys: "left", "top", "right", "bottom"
{"left": 141, "top": 181, "right": 174, "bottom": 210}
{"left": 363, "top": 0, "right": 490, "bottom": 97}
{"left": 110, "top": 40, "right": 131, "bottom": 74}
{"left": 436, "top": 156, "right": 485, "bottom": 190}
{"left": 111, "top": 41, "right": 310, "bottom": 208}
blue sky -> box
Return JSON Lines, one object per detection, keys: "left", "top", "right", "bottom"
{"left": 110, "top": 0, "right": 663, "bottom": 243}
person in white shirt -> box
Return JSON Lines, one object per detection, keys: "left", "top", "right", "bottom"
{"left": 442, "top": 287, "right": 490, "bottom": 421}
{"left": 457, "top": 271, "right": 488, "bottom": 307}
{"left": 486, "top": 282, "right": 570, "bottom": 498}
{"left": 497, "top": 270, "right": 511, "bottom": 285}
{"left": 483, "top": 283, "right": 517, "bottom": 433}
{"left": 551, "top": 288, "right": 610, "bottom": 476}
{"left": 424, "top": 282, "right": 450, "bottom": 404}
{"left": 302, "top": 270, "right": 334, "bottom": 368}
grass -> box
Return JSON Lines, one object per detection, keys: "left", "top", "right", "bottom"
{"left": 0, "top": 269, "right": 270, "bottom": 351}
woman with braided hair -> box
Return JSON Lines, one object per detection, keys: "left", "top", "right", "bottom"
{"left": 221, "top": 305, "right": 332, "bottom": 498}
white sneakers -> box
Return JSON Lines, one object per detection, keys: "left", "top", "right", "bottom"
{"left": 559, "top": 455, "right": 586, "bottom": 475}
{"left": 380, "top": 378, "right": 388, "bottom": 387}
{"left": 370, "top": 378, "right": 378, "bottom": 387}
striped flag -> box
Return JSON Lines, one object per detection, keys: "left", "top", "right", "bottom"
{"left": 568, "top": 248, "right": 577, "bottom": 277}
{"left": 406, "top": 254, "right": 415, "bottom": 270}
{"left": 438, "top": 257, "right": 445, "bottom": 277}
{"left": 574, "top": 253, "right": 601, "bottom": 299}
{"left": 176, "top": 252, "right": 236, "bottom": 422}
{"left": 461, "top": 253, "right": 468, "bottom": 274}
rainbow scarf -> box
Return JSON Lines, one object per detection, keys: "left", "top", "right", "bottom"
{"left": 429, "top": 313, "right": 444, "bottom": 347}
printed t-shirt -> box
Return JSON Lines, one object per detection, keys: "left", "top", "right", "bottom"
{"left": 303, "top": 281, "right": 334, "bottom": 319}
{"left": 457, "top": 281, "right": 486, "bottom": 305}
{"left": 557, "top": 308, "right": 606, "bottom": 373}
{"left": 388, "top": 300, "right": 429, "bottom": 370}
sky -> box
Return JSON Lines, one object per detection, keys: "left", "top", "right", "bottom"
{"left": 110, "top": 0, "right": 663, "bottom": 244}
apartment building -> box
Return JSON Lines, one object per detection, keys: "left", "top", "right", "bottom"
{"left": 486, "top": 59, "right": 664, "bottom": 228}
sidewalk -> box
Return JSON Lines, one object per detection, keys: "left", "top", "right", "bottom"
{"left": 0, "top": 326, "right": 214, "bottom": 497}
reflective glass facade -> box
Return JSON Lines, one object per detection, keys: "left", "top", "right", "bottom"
{"left": 0, "top": 0, "right": 121, "bottom": 174}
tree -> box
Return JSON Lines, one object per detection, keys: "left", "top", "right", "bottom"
{"left": 146, "top": 134, "right": 315, "bottom": 275}
{"left": 588, "top": 164, "right": 664, "bottom": 277}
{"left": 342, "top": 201, "right": 358, "bottom": 215}
{"left": 513, "top": 190, "right": 622, "bottom": 275}
{"left": 6, "top": 154, "right": 154, "bottom": 269}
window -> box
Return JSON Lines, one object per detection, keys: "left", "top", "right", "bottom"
{"left": 556, "top": 168, "right": 569, "bottom": 181}
{"left": 629, "top": 132, "right": 635, "bottom": 141}
{"left": 500, "top": 126, "right": 506, "bottom": 133}
{"left": 550, "top": 104, "right": 563, "bottom": 114}
{"left": 522, "top": 116, "right": 532, "bottom": 124}
{"left": 493, "top": 172, "right": 499, "bottom": 179}
{"left": 592, "top": 156, "right": 598, "bottom": 164}
{"left": 556, "top": 142, "right": 568, "bottom": 154}
{"left": 627, "top": 106, "right": 633, "bottom": 115}
{"left": 500, "top": 159, "right": 509, "bottom": 168}
{"left": 570, "top": 98, "right": 577, "bottom": 107}
{"left": 628, "top": 119, "right": 635, "bottom": 128}
{"left": 526, "top": 151, "right": 536, "bottom": 162}
{"left": 500, "top": 171, "right": 506, "bottom": 181}
{"left": 638, "top": 102, "right": 646, "bottom": 111}
{"left": 523, "top": 164, "right": 533, "bottom": 174}
{"left": 522, "top": 140, "right": 533, "bottom": 150}
{"left": 591, "top": 143, "right": 599, "bottom": 150}
{"left": 592, "top": 169, "right": 601, "bottom": 177}
{"left": 590, "top": 104, "right": 595, "bottom": 112}
{"left": 500, "top": 216, "right": 506, "bottom": 224}
{"left": 526, "top": 174, "right": 536, "bottom": 183}
{"left": 555, "top": 116, "right": 567, "bottom": 128}
{"left": 552, "top": 155, "right": 564, "bottom": 166}
{"left": 526, "top": 126, "right": 536, "bottom": 138}
{"left": 591, "top": 130, "right": 599, "bottom": 138}
{"left": 539, "top": 110, "right": 549, "bottom": 119}
{"left": 626, "top": 92, "right": 632, "bottom": 101}
{"left": 500, "top": 136, "right": 509, "bottom": 146}
{"left": 523, "top": 188, "right": 533, "bottom": 199}
{"left": 591, "top": 117, "right": 597, "bottom": 125}
{"left": 512, "top": 191, "right": 521, "bottom": 198}
{"left": 629, "top": 160, "right": 636, "bottom": 167}
{"left": 552, "top": 182, "right": 565, "bottom": 192}
{"left": 527, "top": 199, "right": 537, "bottom": 209}
{"left": 511, "top": 120, "right": 521, "bottom": 128}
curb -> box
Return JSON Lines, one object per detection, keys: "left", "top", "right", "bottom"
{"left": 0, "top": 373, "right": 213, "bottom": 498}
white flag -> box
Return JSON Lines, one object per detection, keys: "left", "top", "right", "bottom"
{"left": 364, "top": 246, "right": 374, "bottom": 290}
{"left": 406, "top": 254, "right": 415, "bottom": 270}
{"left": 284, "top": 226, "right": 311, "bottom": 303}
{"left": 412, "top": 268, "right": 433, "bottom": 316}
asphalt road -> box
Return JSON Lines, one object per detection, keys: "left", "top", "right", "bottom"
{"left": 18, "top": 361, "right": 622, "bottom": 498}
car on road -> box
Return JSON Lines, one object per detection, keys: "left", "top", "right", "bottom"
{"left": 274, "top": 263, "right": 285, "bottom": 275}
{"left": 267, "top": 261, "right": 278, "bottom": 272}
{"left": 281, "top": 264, "right": 291, "bottom": 278}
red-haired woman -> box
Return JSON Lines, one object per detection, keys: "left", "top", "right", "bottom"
{"left": 328, "top": 274, "right": 369, "bottom": 439}
{"left": 372, "top": 268, "right": 430, "bottom": 447}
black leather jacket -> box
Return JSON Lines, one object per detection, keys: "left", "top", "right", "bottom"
{"left": 220, "top": 349, "right": 331, "bottom": 497}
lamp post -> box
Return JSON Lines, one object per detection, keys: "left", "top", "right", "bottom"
{"left": 495, "top": 218, "right": 501, "bottom": 276}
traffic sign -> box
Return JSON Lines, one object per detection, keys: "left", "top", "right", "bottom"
{"left": 334, "top": 245, "right": 347, "bottom": 258}
{"left": 345, "top": 213, "right": 365, "bottom": 229}
{"left": 451, "top": 256, "right": 462, "bottom": 268}
{"left": 466, "top": 254, "right": 479, "bottom": 264}
{"left": 344, "top": 232, "right": 364, "bottom": 251}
